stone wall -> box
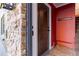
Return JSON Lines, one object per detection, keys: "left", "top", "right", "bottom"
{"left": 21, "top": 4, "right": 27, "bottom": 56}
{"left": 3, "top": 4, "right": 27, "bottom": 56}
{"left": 4, "top": 4, "right": 21, "bottom": 56}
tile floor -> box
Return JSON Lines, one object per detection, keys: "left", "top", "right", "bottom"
{"left": 45, "top": 45, "right": 76, "bottom": 56}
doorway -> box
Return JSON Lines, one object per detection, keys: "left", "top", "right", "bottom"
{"left": 32, "top": 3, "right": 51, "bottom": 56}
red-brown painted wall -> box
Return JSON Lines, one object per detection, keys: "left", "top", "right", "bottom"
{"left": 56, "top": 4, "right": 75, "bottom": 48}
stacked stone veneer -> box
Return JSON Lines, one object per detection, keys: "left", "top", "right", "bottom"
{"left": 3, "top": 4, "right": 27, "bottom": 56}
{"left": 21, "top": 4, "right": 27, "bottom": 56}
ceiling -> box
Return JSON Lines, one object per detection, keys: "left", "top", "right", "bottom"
{"left": 52, "top": 3, "right": 79, "bottom": 17}
{"left": 53, "top": 3, "right": 69, "bottom": 8}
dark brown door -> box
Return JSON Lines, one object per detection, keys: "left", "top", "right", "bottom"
{"left": 38, "top": 3, "right": 49, "bottom": 56}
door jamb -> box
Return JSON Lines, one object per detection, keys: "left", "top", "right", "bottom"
{"left": 32, "top": 3, "right": 52, "bottom": 56}
{"left": 44, "top": 3, "right": 52, "bottom": 50}
{"left": 32, "top": 3, "right": 38, "bottom": 56}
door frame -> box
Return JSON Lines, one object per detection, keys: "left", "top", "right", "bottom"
{"left": 32, "top": 3, "right": 52, "bottom": 56}
{"left": 26, "top": 3, "right": 32, "bottom": 56}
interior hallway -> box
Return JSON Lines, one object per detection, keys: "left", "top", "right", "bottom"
{"left": 43, "top": 3, "right": 76, "bottom": 56}
{"left": 47, "top": 3, "right": 75, "bottom": 56}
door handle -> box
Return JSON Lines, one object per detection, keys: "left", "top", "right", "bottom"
{"left": 32, "top": 26, "right": 34, "bottom": 36}
{"left": 48, "top": 29, "right": 50, "bottom": 31}
{"left": 32, "top": 31, "right": 34, "bottom": 36}
{"left": 2, "top": 39, "right": 5, "bottom": 41}
{"left": 32, "top": 26, "right": 33, "bottom": 29}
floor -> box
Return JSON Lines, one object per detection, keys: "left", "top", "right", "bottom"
{"left": 44, "top": 45, "right": 76, "bottom": 56}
